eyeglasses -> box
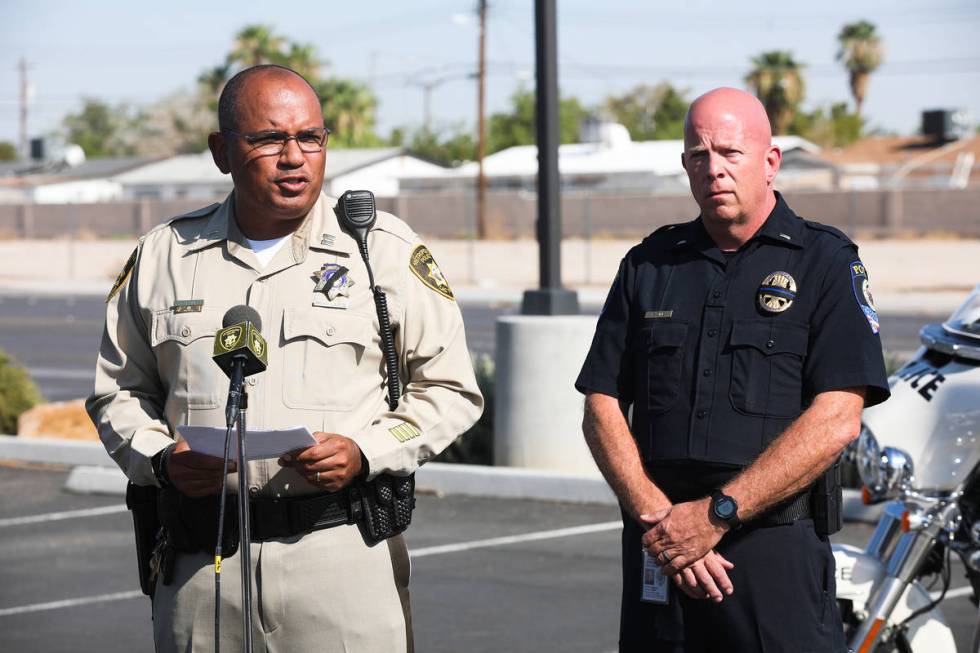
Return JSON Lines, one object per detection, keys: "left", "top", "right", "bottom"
{"left": 222, "top": 127, "right": 330, "bottom": 154}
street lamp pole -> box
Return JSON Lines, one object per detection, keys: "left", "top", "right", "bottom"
{"left": 520, "top": 0, "right": 579, "bottom": 316}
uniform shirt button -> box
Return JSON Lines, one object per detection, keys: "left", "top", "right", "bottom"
{"left": 180, "top": 326, "right": 191, "bottom": 337}
{"left": 707, "top": 328, "right": 718, "bottom": 337}
{"left": 712, "top": 290, "right": 721, "bottom": 299}
{"left": 703, "top": 369, "right": 713, "bottom": 377}
{"left": 766, "top": 339, "right": 775, "bottom": 349}
{"left": 696, "top": 410, "right": 707, "bottom": 419}
{"left": 326, "top": 325, "right": 336, "bottom": 336}
{"left": 248, "top": 487, "right": 259, "bottom": 497}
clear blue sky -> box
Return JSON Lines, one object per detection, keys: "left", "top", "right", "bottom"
{"left": 1, "top": 0, "right": 978, "bottom": 147}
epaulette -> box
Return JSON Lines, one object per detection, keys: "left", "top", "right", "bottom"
{"left": 170, "top": 202, "right": 221, "bottom": 223}
{"left": 372, "top": 210, "right": 417, "bottom": 245}
{"left": 803, "top": 220, "right": 856, "bottom": 246}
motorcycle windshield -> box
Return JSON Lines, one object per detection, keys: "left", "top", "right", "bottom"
{"left": 943, "top": 283, "right": 980, "bottom": 341}
{"left": 863, "top": 285, "right": 980, "bottom": 493}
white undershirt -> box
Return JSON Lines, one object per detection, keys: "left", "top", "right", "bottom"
{"left": 245, "top": 236, "right": 290, "bottom": 269}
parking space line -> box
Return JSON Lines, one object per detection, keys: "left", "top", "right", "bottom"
{"left": 0, "top": 591, "right": 143, "bottom": 617}
{"left": 931, "top": 586, "right": 973, "bottom": 601}
{"left": 0, "top": 520, "right": 622, "bottom": 617}
{"left": 411, "top": 520, "right": 622, "bottom": 558}
{"left": 0, "top": 504, "right": 127, "bottom": 527}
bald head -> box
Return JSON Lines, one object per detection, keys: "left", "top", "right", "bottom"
{"left": 218, "top": 64, "right": 320, "bottom": 131}
{"left": 680, "top": 87, "right": 781, "bottom": 246}
{"left": 684, "top": 87, "right": 772, "bottom": 150}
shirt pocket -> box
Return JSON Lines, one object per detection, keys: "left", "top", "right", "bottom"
{"left": 729, "top": 319, "right": 809, "bottom": 418}
{"left": 281, "top": 308, "right": 373, "bottom": 411}
{"left": 645, "top": 319, "right": 689, "bottom": 414}
{"left": 150, "top": 309, "right": 226, "bottom": 409}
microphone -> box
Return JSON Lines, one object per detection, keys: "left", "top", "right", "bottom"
{"left": 213, "top": 305, "right": 268, "bottom": 426}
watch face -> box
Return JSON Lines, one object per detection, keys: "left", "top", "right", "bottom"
{"left": 715, "top": 497, "right": 736, "bottom": 520}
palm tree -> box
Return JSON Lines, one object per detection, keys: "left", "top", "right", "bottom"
{"left": 274, "top": 42, "right": 322, "bottom": 81}
{"left": 836, "top": 20, "right": 883, "bottom": 119}
{"left": 745, "top": 51, "right": 805, "bottom": 135}
{"left": 228, "top": 25, "right": 285, "bottom": 68}
{"left": 317, "top": 79, "right": 380, "bottom": 148}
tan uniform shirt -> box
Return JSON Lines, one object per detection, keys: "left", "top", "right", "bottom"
{"left": 87, "top": 192, "right": 483, "bottom": 496}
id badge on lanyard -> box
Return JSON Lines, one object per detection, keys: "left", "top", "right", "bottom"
{"left": 641, "top": 550, "right": 669, "bottom": 604}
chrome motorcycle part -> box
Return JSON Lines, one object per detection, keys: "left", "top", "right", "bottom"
{"left": 857, "top": 426, "right": 884, "bottom": 493}
{"left": 880, "top": 447, "right": 915, "bottom": 496}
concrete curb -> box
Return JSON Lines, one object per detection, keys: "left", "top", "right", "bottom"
{"left": 2, "top": 437, "right": 881, "bottom": 522}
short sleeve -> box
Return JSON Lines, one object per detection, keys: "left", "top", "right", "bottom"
{"left": 804, "top": 245, "right": 890, "bottom": 407}
{"left": 575, "top": 256, "right": 636, "bottom": 400}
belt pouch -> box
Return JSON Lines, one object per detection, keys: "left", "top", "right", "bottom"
{"left": 812, "top": 458, "right": 843, "bottom": 536}
{"left": 355, "top": 473, "right": 416, "bottom": 546}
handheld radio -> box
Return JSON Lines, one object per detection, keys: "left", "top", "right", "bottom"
{"left": 336, "top": 190, "right": 400, "bottom": 410}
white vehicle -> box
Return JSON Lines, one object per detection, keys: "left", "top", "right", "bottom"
{"left": 834, "top": 284, "right": 980, "bottom": 652}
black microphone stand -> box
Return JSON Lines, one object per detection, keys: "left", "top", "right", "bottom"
{"left": 214, "top": 356, "right": 254, "bottom": 653}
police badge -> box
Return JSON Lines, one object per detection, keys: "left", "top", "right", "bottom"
{"left": 757, "top": 271, "right": 797, "bottom": 314}
{"left": 312, "top": 263, "right": 354, "bottom": 308}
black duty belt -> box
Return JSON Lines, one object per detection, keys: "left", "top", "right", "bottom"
{"left": 754, "top": 491, "right": 811, "bottom": 527}
{"left": 249, "top": 490, "right": 359, "bottom": 541}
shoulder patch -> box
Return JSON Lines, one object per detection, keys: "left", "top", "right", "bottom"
{"left": 850, "top": 260, "right": 879, "bottom": 334}
{"left": 409, "top": 244, "right": 454, "bottom": 301}
{"left": 106, "top": 247, "right": 138, "bottom": 303}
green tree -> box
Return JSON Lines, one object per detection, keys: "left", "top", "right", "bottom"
{"left": 837, "top": 20, "right": 883, "bottom": 119}
{"left": 790, "top": 102, "right": 863, "bottom": 148}
{"left": 603, "top": 83, "right": 688, "bottom": 141}
{"left": 487, "top": 87, "right": 586, "bottom": 153}
{"left": 405, "top": 126, "right": 476, "bottom": 167}
{"left": 63, "top": 99, "right": 146, "bottom": 157}
{"left": 745, "top": 51, "right": 806, "bottom": 135}
{"left": 0, "top": 141, "right": 17, "bottom": 161}
{"left": 228, "top": 25, "right": 285, "bottom": 68}
{"left": 317, "top": 78, "right": 382, "bottom": 148}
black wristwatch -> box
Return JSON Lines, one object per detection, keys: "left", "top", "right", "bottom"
{"left": 151, "top": 444, "right": 175, "bottom": 488}
{"left": 710, "top": 490, "right": 741, "bottom": 530}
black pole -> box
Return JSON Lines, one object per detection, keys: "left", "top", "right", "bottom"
{"left": 521, "top": 0, "right": 579, "bottom": 316}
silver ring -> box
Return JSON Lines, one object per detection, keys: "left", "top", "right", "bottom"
{"left": 315, "top": 471, "right": 320, "bottom": 484}
{"left": 660, "top": 550, "right": 672, "bottom": 564}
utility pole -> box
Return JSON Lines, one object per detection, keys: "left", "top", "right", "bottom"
{"left": 476, "top": 0, "right": 488, "bottom": 239}
{"left": 520, "top": 0, "right": 579, "bottom": 315}
{"left": 18, "top": 58, "right": 30, "bottom": 160}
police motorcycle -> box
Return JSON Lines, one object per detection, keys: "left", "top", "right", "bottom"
{"left": 833, "top": 284, "right": 980, "bottom": 652}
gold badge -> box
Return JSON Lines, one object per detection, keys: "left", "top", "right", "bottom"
{"left": 106, "top": 248, "right": 138, "bottom": 303}
{"left": 409, "top": 244, "right": 454, "bottom": 301}
{"left": 221, "top": 325, "right": 243, "bottom": 350}
{"left": 757, "top": 271, "right": 797, "bottom": 314}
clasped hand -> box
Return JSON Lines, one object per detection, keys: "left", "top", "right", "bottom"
{"left": 642, "top": 498, "right": 734, "bottom": 602}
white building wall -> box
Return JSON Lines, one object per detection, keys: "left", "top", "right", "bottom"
{"left": 326, "top": 156, "right": 447, "bottom": 197}
{"left": 31, "top": 179, "right": 123, "bottom": 203}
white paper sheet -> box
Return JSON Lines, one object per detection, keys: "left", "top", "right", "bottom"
{"left": 176, "top": 425, "right": 316, "bottom": 461}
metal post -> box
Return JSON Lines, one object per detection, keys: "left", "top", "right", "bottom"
{"left": 520, "top": 0, "right": 578, "bottom": 316}
{"left": 476, "top": 0, "right": 488, "bottom": 240}
{"left": 236, "top": 395, "right": 254, "bottom": 653}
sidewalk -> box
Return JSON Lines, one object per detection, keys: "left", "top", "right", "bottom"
{"left": 0, "top": 237, "right": 976, "bottom": 313}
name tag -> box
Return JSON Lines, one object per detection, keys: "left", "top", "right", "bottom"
{"left": 644, "top": 310, "right": 673, "bottom": 319}
{"left": 172, "top": 299, "right": 204, "bottom": 314}
{"left": 641, "top": 550, "right": 669, "bottom": 604}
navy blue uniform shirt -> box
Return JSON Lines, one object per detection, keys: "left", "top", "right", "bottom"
{"left": 576, "top": 193, "right": 889, "bottom": 491}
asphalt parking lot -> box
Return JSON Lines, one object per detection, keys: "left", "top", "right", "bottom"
{"left": 2, "top": 464, "right": 979, "bottom": 653}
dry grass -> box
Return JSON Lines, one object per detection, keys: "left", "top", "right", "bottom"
{"left": 17, "top": 399, "right": 98, "bottom": 440}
